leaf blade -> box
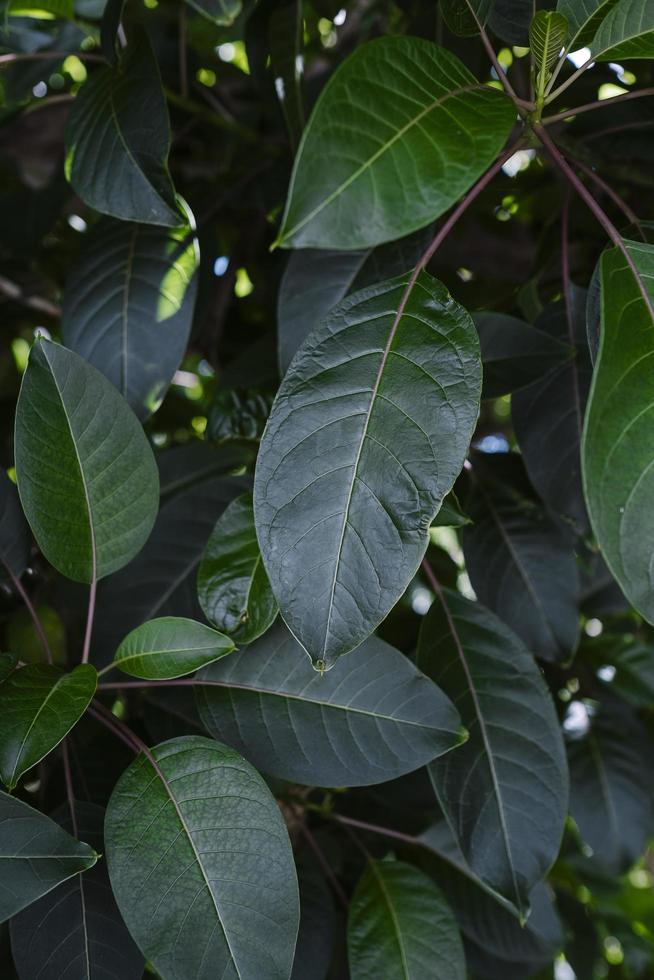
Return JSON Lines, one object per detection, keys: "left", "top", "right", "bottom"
{"left": 113, "top": 616, "right": 235, "bottom": 679}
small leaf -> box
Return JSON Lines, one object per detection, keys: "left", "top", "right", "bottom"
{"left": 432, "top": 492, "right": 471, "bottom": 529}
{"left": 105, "top": 735, "right": 299, "bottom": 980}
{"left": 196, "top": 621, "right": 465, "bottom": 787}
{"left": 198, "top": 491, "right": 277, "bottom": 644}
{"left": 590, "top": 0, "right": 654, "bottom": 60}
{"left": 474, "top": 310, "right": 573, "bottom": 399}
{"left": 348, "top": 859, "right": 465, "bottom": 980}
{"left": 113, "top": 616, "right": 235, "bottom": 679}
{"left": 0, "top": 469, "right": 31, "bottom": 580}
{"left": 0, "top": 790, "right": 96, "bottom": 922}
{"left": 0, "top": 663, "right": 96, "bottom": 789}
{"left": 529, "top": 11, "right": 568, "bottom": 72}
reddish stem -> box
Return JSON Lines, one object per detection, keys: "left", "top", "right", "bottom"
{"left": 543, "top": 87, "right": 654, "bottom": 126}
{"left": 4, "top": 564, "right": 53, "bottom": 665}
{"left": 61, "top": 741, "right": 78, "bottom": 837}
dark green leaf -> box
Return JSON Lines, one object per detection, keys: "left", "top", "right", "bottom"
{"left": 158, "top": 442, "right": 256, "bottom": 502}
{"left": 185, "top": 0, "right": 242, "bottom": 25}
{"left": 196, "top": 620, "right": 465, "bottom": 787}
{"left": 590, "top": 0, "right": 654, "bottom": 59}
{"left": 15, "top": 339, "right": 159, "bottom": 583}
{"left": 417, "top": 588, "right": 568, "bottom": 915}
{"left": 275, "top": 37, "right": 515, "bottom": 249}
{"left": 530, "top": 11, "right": 569, "bottom": 72}
{"left": 269, "top": 0, "right": 304, "bottom": 150}
{"left": 473, "top": 311, "right": 573, "bottom": 399}
{"left": 105, "top": 735, "right": 299, "bottom": 980}
{"left": 113, "top": 616, "right": 235, "bottom": 679}
{"left": 348, "top": 858, "right": 465, "bottom": 980}
{"left": 0, "top": 791, "right": 96, "bottom": 922}
{"left": 197, "top": 491, "right": 277, "bottom": 644}
{"left": 0, "top": 653, "right": 18, "bottom": 684}
{"left": 557, "top": 0, "right": 618, "bottom": 48}
{"left": 431, "top": 492, "right": 471, "bottom": 529}
{"left": 255, "top": 272, "right": 481, "bottom": 669}
{"left": 291, "top": 852, "right": 335, "bottom": 980}
{"left": 0, "top": 470, "right": 30, "bottom": 580}
{"left": 62, "top": 212, "right": 199, "bottom": 420}
{"left": 0, "top": 663, "right": 96, "bottom": 789}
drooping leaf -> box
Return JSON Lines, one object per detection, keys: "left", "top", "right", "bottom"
{"left": 0, "top": 470, "right": 30, "bottom": 580}
{"left": 590, "top": 0, "right": 654, "bottom": 59}
{"left": 557, "top": 0, "right": 618, "bottom": 48}
{"left": 417, "top": 588, "right": 568, "bottom": 915}
{"left": 62, "top": 211, "right": 199, "bottom": 420}
{"left": 113, "top": 616, "right": 235, "bottom": 679}
{"left": 196, "top": 620, "right": 465, "bottom": 787}
{"left": 255, "top": 272, "right": 481, "bottom": 669}
{"left": 275, "top": 36, "right": 515, "bottom": 249}
{"left": 15, "top": 339, "right": 159, "bottom": 584}
{"left": 0, "top": 663, "right": 96, "bottom": 789}
{"left": 105, "top": 735, "right": 299, "bottom": 980}
{"left": 64, "top": 25, "right": 181, "bottom": 226}
{"left": 348, "top": 858, "right": 465, "bottom": 980}
{"left": 530, "top": 11, "right": 569, "bottom": 72}
{"left": 0, "top": 791, "right": 96, "bottom": 922}
{"left": 10, "top": 802, "right": 144, "bottom": 980}
{"left": 185, "top": 0, "right": 242, "bottom": 25}
{"left": 197, "top": 491, "right": 277, "bottom": 644}
{"left": 473, "top": 311, "right": 573, "bottom": 399}
{"left": 582, "top": 241, "right": 654, "bottom": 622}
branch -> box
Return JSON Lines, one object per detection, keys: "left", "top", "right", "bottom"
{"left": 573, "top": 158, "right": 646, "bottom": 241}
{"left": 544, "top": 87, "right": 654, "bottom": 125}
{"left": 61, "top": 740, "right": 78, "bottom": 836}
{"left": 3, "top": 563, "right": 53, "bottom": 665}
{"left": 0, "top": 274, "right": 61, "bottom": 318}
{"left": 546, "top": 56, "right": 594, "bottom": 102}
{"left": 88, "top": 700, "right": 145, "bottom": 754}
{"left": 463, "top": 0, "right": 532, "bottom": 109}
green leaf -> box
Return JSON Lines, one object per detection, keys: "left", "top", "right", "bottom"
{"left": 0, "top": 790, "right": 96, "bottom": 922}
{"left": 348, "top": 858, "right": 465, "bottom": 980}
{"left": 15, "top": 339, "right": 159, "bottom": 584}
{"left": 530, "top": 11, "right": 569, "bottom": 72}
{"left": 275, "top": 36, "right": 515, "bottom": 249}
{"left": 62, "top": 210, "right": 199, "bottom": 420}
{"left": 64, "top": 25, "right": 181, "bottom": 226}
{"left": 185, "top": 0, "right": 242, "bottom": 25}
{"left": 0, "top": 663, "right": 96, "bottom": 789}
{"left": 8, "top": 0, "right": 73, "bottom": 17}
{"left": 582, "top": 241, "right": 654, "bottom": 623}
{"left": 590, "top": 0, "right": 654, "bottom": 59}
{"left": 474, "top": 311, "right": 573, "bottom": 399}
{"left": 432, "top": 492, "right": 471, "bottom": 529}
{"left": 105, "top": 735, "right": 299, "bottom": 980}
{"left": 255, "top": 271, "right": 481, "bottom": 669}
{"left": 440, "top": 0, "right": 533, "bottom": 43}
{"left": 0, "top": 652, "right": 18, "bottom": 683}
{"left": 417, "top": 588, "right": 568, "bottom": 915}
{"left": 197, "top": 491, "right": 277, "bottom": 644}
{"left": 113, "top": 616, "right": 235, "bottom": 679}
{"left": 292, "top": 852, "right": 335, "bottom": 980}
{"left": 196, "top": 620, "right": 465, "bottom": 787}
{"left": 0, "top": 469, "right": 31, "bottom": 579}
{"left": 557, "top": 0, "right": 618, "bottom": 48}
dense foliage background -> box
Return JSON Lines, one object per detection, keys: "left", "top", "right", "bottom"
{"left": 2, "top": 0, "right": 654, "bottom": 978}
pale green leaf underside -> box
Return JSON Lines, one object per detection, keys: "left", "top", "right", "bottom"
{"left": 114, "top": 616, "right": 235, "bottom": 679}
{"left": 557, "top": 0, "right": 617, "bottom": 47}
{"left": 590, "top": 0, "right": 654, "bottom": 59}
{"left": 530, "top": 11, "right": 568, "bottom": 71}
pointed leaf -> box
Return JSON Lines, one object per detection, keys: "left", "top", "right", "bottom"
{"left": 113, "top": 616, "right": 235, "bottom": 679}
{"left": 0, "top": 470, "right": 30, "bottom": 580}
{"left": 15, "top": 339, "right": 159, "bottom": 583}
{"left": 590, "top": 0, "right": 654, "bottom": 59}
{"left": 276, "top": 36, "right": 515, "bottom": 249}
{"left": 105, "top": 735, "right": 299, "bottom": 980}
{"left": 0, "top": 663, "right": 96, "bottom": 789}
{"left": 530, "top": 11, "right": 568, "bottom": 72}
{"left": 255, "top": 271, "right": 481, "bottom": 669}
{"left": 196, "top": 620, "right": 465, "bottom": 787}
{"left": 474, "top": 311, "right": 573, "bottom": 399}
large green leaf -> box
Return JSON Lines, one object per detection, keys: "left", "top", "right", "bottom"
{"left": 0, "top": 791, "right": 96, "bottom": 922}
{"left": 64, "top": 26, "right": 181, "bottom": 226}
{"left": 105, "top": 735, "right": 299, "bottom": 980}
{"left": 255, "top": 272, "right": 481, "bottom": 669}
{"left": 15, "top": 339, "right": 159, "bottom": 584}
{"left": 113, "top": 616, "right": 235, "bottom": 679}
{"left": 582, "top": 241, "right": 654, "bottom": 622}
{"left": 197, "top": 492, "right": 277, "bottom": 645}
{"left": 557, "top": 0, "right": 618, "bottom": 47}
{"left": 196, "top": 620, "right": 464, "bottom": 787}
{"left": 0, "top": 663, "right": 96, "bottom": 789}
{"left": 590, "top": 0, "right": 654, "bottom": 59}
{"left": 0, "top": 469, "right": 30, "bottom": 579}
{"left": 348, "top": 858, "right": 465, "bottom": 980}
{"left": 417, "top": 588, "right": 568, "bottom": 915}
{"left": 275, "top": 37, "right": 515, "bottom": 249}
{"left": 62, "top": 212, "right": 199, "bottom": 420}
{"left": 474, "top": 311, "right": 573, "bottom": 399}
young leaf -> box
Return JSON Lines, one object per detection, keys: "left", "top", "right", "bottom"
{"left": 348, "top": 859, "right": 465, "bottom": 980}
{"left": 0, "top": 791, "right": 96, "bottom": 922}
{"left": 0, "top": 663, "right": 97, "bottom": 789}
{"left": 105, "top": 736, "right": 299, "bottom": 980}
{"left": 275, "top": 36, "right": 515, "bottom": 249}
{"left": 113, "top": 616, "right": 235, "bottom": 679}
{"left": 197, "top": 491, "right": 277, "bottom": 644}
{"left": 65, "top": 25, "right": 181, "bottom": 226}
{"left": 15, "top": 339, "right": 159, "bottom": 584}
{"left": 417, "top": 588, "right": 568, "bottom": 916}
{"left": 474, "top": 311, "right": 573, "bottom": 399}
{"left": 255, "top": 272, "right": 481, "bottom": 669}
{"left": 62, "top": 211, "right": 199, "bottom": 420}
{"left": 529, "top": 11, "right": 568, "bottom": 72}
{"left": 196, "top": 620, "right": 465, "bottom": 787}
{"left": 582, "top": 241, "right": 654, "bottom": 623}
{"left": 590, "top": 0, "right": 654, "bottom": 59}
{"left": 0, "top": 469, "right": 31, "bottom": 580}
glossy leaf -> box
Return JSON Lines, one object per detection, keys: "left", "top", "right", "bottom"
{"left": 113, "top": 616, "right": 235, "bottom": 679}
{"left": 105, "top": 735, "right": 299, "bottom": 980}
{"left": 530, "top": 11, "right": 568, "bottom": 71}
{"left": 0, "top": 470, "right": 30, "bottom": 580}
{"left": 590, "top": 0, "right": 654, "bottom": 59}
{"left": 0, "top": 663, "right": 96, "bottom": 789}
{"left": 275, "top": 36, "right": 515, "bottom": 249}
{"left": 255, "top": 272, "right": 481, "bottom": 669}
{"left": 196, "top": 620, "right": 465, "bottom": 787}
{"left": 348, "top": 858, "right": 465, "bottom": 980}
{"left": 557, "top": 0, "right": 618, "bottom": 47}
{"left": 198, "top": 491, "right": 277, "bottom": 644}
{"left": 62, "top": 212, "right": 199, "bottom": 420}
{"left": 473, "top": 311, "right": 573, "bottom": 399}
{"left": 417, "top": 588, "right": 568, "bottom": 915}
{"left": 15, "top": 339, "right": 159, "bottom": 584}
{"left": 0, "top": 791, "right": 96, "bottom": 922}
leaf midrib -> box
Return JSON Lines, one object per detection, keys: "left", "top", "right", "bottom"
{"left": 8, "top": 671, "right": 74, "bottom": 787}
{"left": 368, "top": 862, "right": 410, "bottom": 979}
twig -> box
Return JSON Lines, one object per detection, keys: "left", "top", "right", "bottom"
{"left": 0, "top": 51, "right": 103, "bottom": 66}
{"left": 4, "top": 563, "right": 53, "bottom": 665}
{"left": 81, "top": 578, "right": 96, "bottom": 665}
{"left": 571, "top": 158, "right": 646, "bottom": 241}
{"left": 294, "top": 809, "right": 349, "bottom": 910}
{"left": 0, "top": 274, "right": 61, "bottom": 318}
{"left": 560, "top": 188, "right": 584, "bottom": 440}
{"left": 546, "top": 56, "right": 594, "bottom": 102}
{"left": 88, "top": 701, "right": 145, "bottom": 754}
{"left": 465, "top": 2, "right": 529, "bottom": 108}
{"left": 421, "top": 557, "right": 442, "bottom": 597}
{"left": 61, "top": 740, "right": 78, "bottom": 836}
{"left": 543, "top": 86, "right": 654, "bottom": 125}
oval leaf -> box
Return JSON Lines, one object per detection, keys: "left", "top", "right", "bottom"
{"left": 113, "top": 616, "right": 235, "bottom": 679}
{"left": 254, "top": 271, "right": 481, "bottom": 669}
{"left": 0, "top": 663, "right": 97, "bottom": 789}
{"left": 105, "top": 735, "right": 299, "bottom": 980}
{"left": 276, "top": 36, "right": 515, "bottom": 249}
{"left": 15, "top": 339, "right": 160, "bottom": 583}
{"left": 196, "top": 620, "right": 465, "bottom": 787}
